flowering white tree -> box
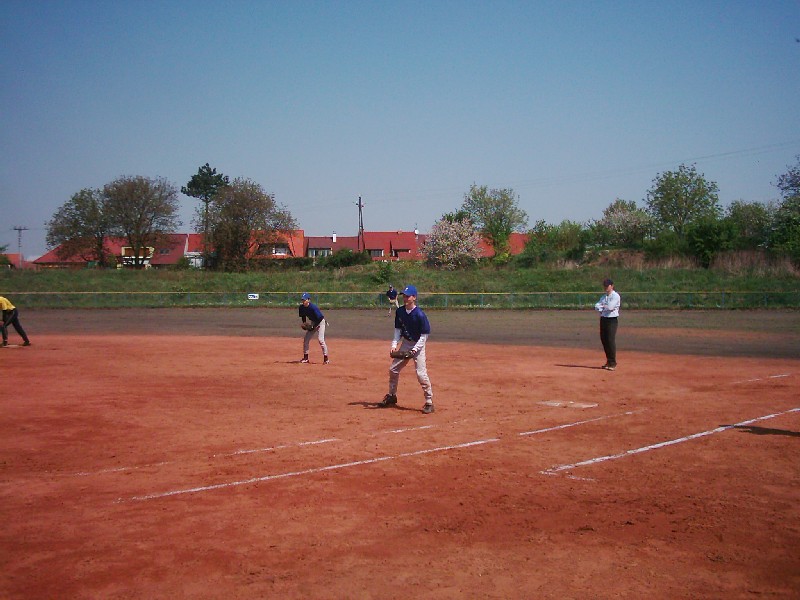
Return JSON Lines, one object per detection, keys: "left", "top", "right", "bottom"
{"left": 593, "top": 198, "right": 652, "bottom": 248}
{"left": 422, "top": 218, "right": 483, "bottom": 269}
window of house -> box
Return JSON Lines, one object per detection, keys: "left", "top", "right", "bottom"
{"left": 308, "top": 248, "right": 332, "bottom": 257}
{"left": 369, "top": 249, "right": 384, "bottom": 258}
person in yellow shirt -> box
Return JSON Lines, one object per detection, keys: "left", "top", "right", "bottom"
{"left": 0, "top": 296, "right": 31, "bottom": 347}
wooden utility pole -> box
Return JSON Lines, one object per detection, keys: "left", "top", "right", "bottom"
{"left": 356, "top": 196, "right": 365, "bottom": 253}
{"left": 12, "top": 226, "right": 28, "bottom": 268}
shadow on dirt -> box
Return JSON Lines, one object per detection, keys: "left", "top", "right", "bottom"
{"left": 732, "top": 425, "right": 800, "bottom": 438}
{"left": 348, "top": 401, "right": 422, "bottom": 412}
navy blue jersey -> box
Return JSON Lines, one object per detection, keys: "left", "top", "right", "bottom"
{"left": 386, "top": 288, "right": 398, "bottom": 300}
{"left": 299, "top": 302, "right": 324, "bottom": 325}
{"left": 395, "top": 305, "right": 431, "bottom": 342}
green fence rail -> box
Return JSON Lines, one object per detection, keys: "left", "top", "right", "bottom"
{"left": 9, "top": 290, "right": 800, "bottom": 309}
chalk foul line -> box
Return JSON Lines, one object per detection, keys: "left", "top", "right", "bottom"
{"left": 518, "top": 410, "right": 642, "bottom": 437}
{"left": 124, "top": 438, "right": 500, "bottom": 502}
{"left": 731, "top": 373, "right": 791, "bottom": 385}
{"left": 541, "top": 407, "right": 800, "bottom": 476}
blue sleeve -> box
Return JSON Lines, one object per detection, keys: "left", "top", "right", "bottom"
{"left": 419, "top": 311, "right": 431, "bottom": 335}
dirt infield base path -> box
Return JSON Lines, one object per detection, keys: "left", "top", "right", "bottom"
{"left": 1, "top": 309, "right": 798, "bottom": 598}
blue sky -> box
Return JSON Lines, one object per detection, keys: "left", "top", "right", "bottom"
{"left": 2, "top": 0, "right": 799, "bottom": 259}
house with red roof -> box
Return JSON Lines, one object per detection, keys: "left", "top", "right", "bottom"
{"left": 304, "top": 233, "right": 359, "bottom": 259}
{"left": 34, "top": 229, "right": 529, "bottom": 268}
{"left": 1, "top": 253, "right": 37, "bottom": 270}
{"left": 476, "top": 232, "right": 530, "bottom": 258}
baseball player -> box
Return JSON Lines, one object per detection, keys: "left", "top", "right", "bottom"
{"left": 385, "top": 284, "right": 399, "bottom": 315}
{"left": 377, "top": 284, "right": 434, "bottom": 414}
{"left": 594, "top": 278, "right": 620, "bottom": 370}
{"left": 0, "top": 295, "right": 31, "bottom": 347}
{"left": 298, "top": 292, "right": 329, "bottom": 364}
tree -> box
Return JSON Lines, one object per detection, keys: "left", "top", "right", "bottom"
{"left": 103, "top": 176, "right": 181, "bottom": 268}
{"left": 772, "top": 155, "right": 800, "bottom": 263}
{"left": 46, "top": 188, "right": 114, "bottom": 267}
{"left": 460, "top": 184, "right": 528, "bottom": 256}
{"left": 645, "top": 164, "right": 721, "bottom": 239}
{"left": 422, "top": 217, "right": 483, "bottom": 269}
{"left": 182, "top": 163, "right": 229, "bottom": 266}
{"left": 591, "top": 199, "right": 652, "bottom": 248}
{"left": 686, "top": 215, "right": 736, "bottom": 268}
{"left": 518, "top": 219, "right": 588, "bottom": 265}
{"left": 207, "top": 178, "right": 297, "bottom": 271}
{"left": 725, "top": 200, "right": 773, "bottom": 250}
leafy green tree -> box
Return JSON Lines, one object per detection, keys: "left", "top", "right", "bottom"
{"left": 422, "top": 217, "right": 483, "bottom": 269}
{"left": 686, "top": 215, "right": 736, "bottom": 268}
{"left": 182, "top": 163, "right": 230, "bottom": 266}
{"left": 645, "top": 164, "right": 721, "bottom": 239}
{"left": 319, "top": 248, "right": 371, "bottom": 269}
{"left": 0, "top": 244, "right": 9, "bottom": 268}
{"left": 103, "top": 176, "right": 182, "bottom": 268}
{"left": 772, "top": 155, "right": 800, "bottom": 263}
{"left": 517, "top": 219, "right": 587, "bottom": 265}
{"left": 441, "top": 209, "right": 471, "bottom": 224}
{"left": 207, "top": 178, "right": 296, "bottom": 271}
{"left": 725, "top": 200, "right": 773, "bottom": 250}
{"left": 461, "top": 184, "right": 528, "bottom": 256}
{"left": 591, "top": 199, "right": 652, "bottom": 248}
{"left": 46, "top": 188, "right": 114, "bottom": 267}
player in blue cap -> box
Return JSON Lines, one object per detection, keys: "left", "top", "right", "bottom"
{"left": 299, "top": 292, "right": 329, "bottom": 364}
{"left": 377, "top": 284, "right": 434, "bottom": 413}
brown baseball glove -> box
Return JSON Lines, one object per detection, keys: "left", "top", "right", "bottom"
{"left": 390, "top": 349, "right": 415, "bottom": 359}
{"left": 301, "top": 322, "right": 316, "bottom": 331}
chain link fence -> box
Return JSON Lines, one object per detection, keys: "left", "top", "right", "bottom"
{"left": 10, "top": 290, "right": 800, "bottom": 309}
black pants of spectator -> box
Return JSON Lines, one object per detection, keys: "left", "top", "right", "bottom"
{"left": 599, "top": 316, "right": 618, "bottom": 367}
{"left": 2, "top": 309, "right": 30, "bottom": 345}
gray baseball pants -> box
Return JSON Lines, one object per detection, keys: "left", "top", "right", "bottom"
{"left": 304, "top": 320, "right": 328, "bottom": 356}
{"left": 389, "top": 339, "right": 433, "bottom": 402}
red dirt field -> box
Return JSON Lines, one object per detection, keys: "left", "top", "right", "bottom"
{"left": 1, "top": 308, "right": 799, "bottom": 599}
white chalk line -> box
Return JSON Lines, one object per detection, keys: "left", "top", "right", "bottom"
{"left": 519, "top": 410, "right": 643, "bottom": 436}
{"left": 61, "top": 424, "right": 439, "bottom": 478}
{"left": 125, "top": 438, "right": 501, "bottom": 502}
{"left": 731, "top": 373, "right": 791, "bottom": 385}
{"left": 542, "top": 407, "right": 800, "bottom": 476}
{"left": 124, "top": 411, "right": 640, "bottom": 501}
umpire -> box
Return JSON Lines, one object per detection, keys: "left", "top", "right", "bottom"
{"left": 0, "top": 295, "right": 32, "bottom": 347}
{"left": 594, "top": 278, "right": 620, "bottom": 370}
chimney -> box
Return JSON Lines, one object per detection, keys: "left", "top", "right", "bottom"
{"left": 414, "top": 228, "right": 419, "bottom": 238}
{"left": 332, "top": 232, "right": 337, "bottom": 243}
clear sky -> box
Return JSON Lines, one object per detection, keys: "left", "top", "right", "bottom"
{"left": 2, "top": 0, "right": 799, "bottom": 260}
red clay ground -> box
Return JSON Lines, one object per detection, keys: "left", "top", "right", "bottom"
{"left": 1, "top": 309, "right": 799, "bottom": 599}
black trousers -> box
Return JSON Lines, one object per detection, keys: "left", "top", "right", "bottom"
{"left": 599, "top": 316, "right": 618, "bottom": 366}
{"left": 2, "top": 308, "right": 30, "bottom": 344}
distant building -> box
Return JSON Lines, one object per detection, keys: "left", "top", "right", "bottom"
{"left": 1, "top": 253, "right": 36, "bottom": 270}
{"left": 34, "top": 229, "right": 529, "bottom": 268}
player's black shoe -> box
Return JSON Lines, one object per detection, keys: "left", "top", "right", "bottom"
{"left": 22, "top": 341, "right": 31, "bottom": 346}
{"left": 422, "top": 403, "right": 435, "bottom": 414}
{"left": 300, "top": 357, "right": 309, "bottom": 363}
{"left": 377, "top": 394, "right": 397, "bottom": 407}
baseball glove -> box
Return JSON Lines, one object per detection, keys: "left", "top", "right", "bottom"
{"left": 390, "top": 349, "right": 415, "bottom": 359}
{"left": 301, "top": 322, "right": 316, "bottom": 331}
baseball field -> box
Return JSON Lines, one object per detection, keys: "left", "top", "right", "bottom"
{"left": 1, "top": 308, "right": 799, "bottom": 598}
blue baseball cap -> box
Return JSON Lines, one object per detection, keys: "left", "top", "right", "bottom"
{"left": 402, "top": 285, "right": 418, "bottom": 297}
{"left": 301, "top": 292, "right": 311, "bottom": 300}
